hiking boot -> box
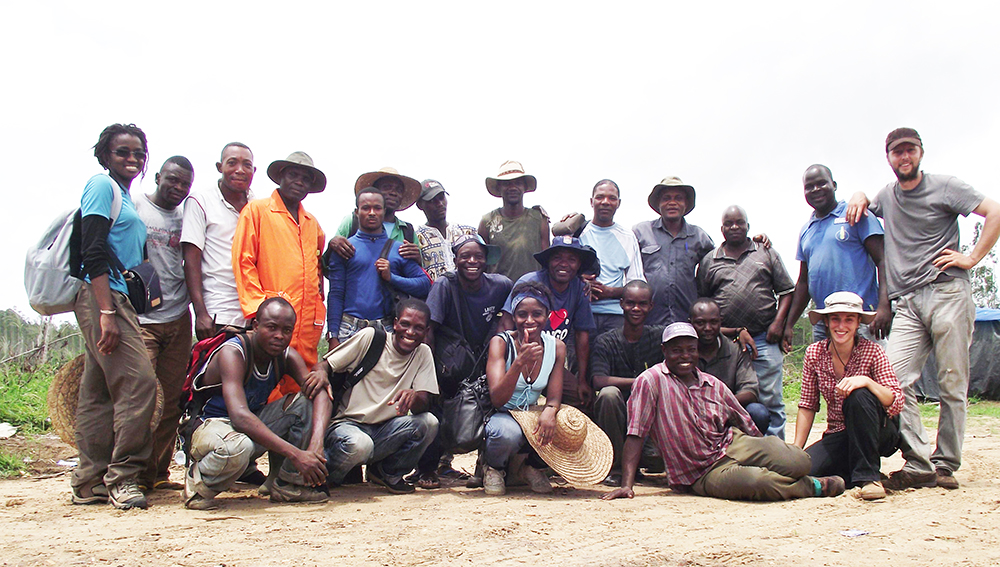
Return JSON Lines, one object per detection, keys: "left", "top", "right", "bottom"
{"left": 269, "top": 479, "right": 329, "bottom": 503}
{"left": 366, "top": 464, "right": 415, "bottom": 494}
{"left": 936, "top": 468, "right": 960, "bottom": 490}
{"left": 815, "top": 476, "right": 846, "bottom": 497}
{"left": 860, "top": 481, "right": 887, "bottom": 501}
{"left": 883, "top": 469, "right": 937, "bottom": 491}
{"left": 483, "top": 465, "right": 506, "bottom": 496}
{"left": 109, "top": 479, "right": 149, "bottom": 510}
{"left": 522, "top": 466, "right": 553, "bottom": 494}
{"left": 71, "top": 481, "right": 109, "bottom": 505}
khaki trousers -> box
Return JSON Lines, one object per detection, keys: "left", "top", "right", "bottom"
{"left": 139, "top": 310, "right": 192, "bottom": 486}
{"left": 71, "top": 284, "right": 158, "bottom": 490}
{"left": 692, "top": 429, "right": 816, "bottom": 501}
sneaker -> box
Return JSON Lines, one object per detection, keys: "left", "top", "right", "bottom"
{"left": 883, "top": 469, "right": 937, "bottom": 491}
{"left": 71, "top": 482, "right": 109, "bottom": 505}
{"left": 521, "top": 465, "right": 553, "bottom": 494}
{"left": 860, "top": 481, "right": 887, "bottom": 501}
{"left": 184, "top": 464, "right": 219, "bottom": 510}
{"left": 483, "top": 465, "right": 506, "bottom": 496}
{"left": 366, "top": 464, "right": 415, "bottom": 494}
{"left": 258, "top": 477, "right": 274, "bottom": 497}
{"left": 269, "top": 479, "right": 329, "bottom": 503}
{"left": 815, "top": 476, "right": 846, "bottom": 497}
{"left": 936, "top": 468, "right": 960, "bottom": 490}
{"left": 109, "top": 479, "right": 149, "bottom": 510}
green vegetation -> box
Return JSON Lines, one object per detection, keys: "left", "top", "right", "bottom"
{"left": 0, "top": 447, "right": 28, "bottom": 478}
{"left": 0, "top": 364, "right": 55, "bottom": 433}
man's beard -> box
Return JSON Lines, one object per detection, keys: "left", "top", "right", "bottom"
{"left": 893, "top": 162, "right": 921, "bottom": 182}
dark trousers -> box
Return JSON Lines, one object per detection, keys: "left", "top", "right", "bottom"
{"left": 806, "top": 389, "right": 901, "bottom": 486}
{"left": 417, "top": 404, "right": 446, "bottom": 474}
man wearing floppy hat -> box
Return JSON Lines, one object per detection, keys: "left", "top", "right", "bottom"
{"left": 415, "top": 179, "right": 478, "bottom": 281}
{"left": 414, "top": 234, "right": 513, "bottom": 486}
{"left": 232, "top": 151, "right": 328, "bottom": 396}
{"left": 602, "top": 323, "right": 845, "bottom": 502}
{"left": 845, "top": 128, "right": 1000, "bottom": 491}
{"left": 633, "top": 176, "right": 715, "bottom": 327}
{"left": 479, "top": 160, "right": 551, "bottom": 284}
{"left": 327, "top": 167, "right": 422, "bottom": 263}
{"left": 501, "top": 236, "right": 598, "bottom": 408}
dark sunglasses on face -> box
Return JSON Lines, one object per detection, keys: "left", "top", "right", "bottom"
{"left": 113, "top": 148, "right": 147, "bottom": 161}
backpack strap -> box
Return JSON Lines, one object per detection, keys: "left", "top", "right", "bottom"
{"left": 401, "top": 221, "right": 415, "bottom": 243}
{"left": 343, "top": 327, "right": 388, "bottom": 393}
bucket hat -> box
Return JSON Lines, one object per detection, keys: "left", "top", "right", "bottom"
{"left": 266, "top": 151, "right": 327, "bottom": 193}
{"left": 451, "top": 233, "right": 501, "bottom": 266}
{"left": 354, "top": 167, "right": 421, "bottom": 211}
{"left": 647, "top": 176, "right": 696, "bottom": 215}
{"left": 808, "top": 291, "right": 876, "bottom": 325}
{"left": 533, "top": 236, "right": 599, "bottom": 274}
{"left": 486, "top": 160, "right": 537, "bottom": 197}
{"left": 509, "top": 405, "right": 613, "bottom": 486}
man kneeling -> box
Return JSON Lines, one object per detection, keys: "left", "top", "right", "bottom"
{"left": 603, "top": 323, "right": 845, "bottom": 502}
{"left": 184, "top": 297, "right": 332, "bottom": 509}
{"left": 321, "top": 299, "right": 439, "bottom": 494}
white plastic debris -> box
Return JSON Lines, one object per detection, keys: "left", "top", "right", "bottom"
{"left": 0, "top": 423, "right": 17, "bottom": 439}
{"left": 839, "top": 529, "right": 870, "bottom": 537}
{"left": 56, "top": 458, "right": 78, "bottom": 467}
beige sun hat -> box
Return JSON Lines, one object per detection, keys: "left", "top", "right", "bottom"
{"left": 808, "top": 291, "right": 876, "bottom": 325}
{"left": 509, "top": 405, "right": 612, "bottom": 486}
{"left": 266, "top": 151, "right": 327, "bottom": 193}
{"left": 485, "top": 160, "right": 538, "bottom": 197}
{"left": 48, "top": 354, "right": 163, "bottom": 448}
{"left": 354, "top": 167, "right": 421, "bottom": 211}
{"left": 647, "top": 176, "right": 696, "bottom": 215}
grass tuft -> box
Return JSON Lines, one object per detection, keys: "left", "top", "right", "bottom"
{"left": 0, "top": 447, "right": 27, "bottom": 478}
{"left": 0, "top": 364, "right": 55, "bottom": 433}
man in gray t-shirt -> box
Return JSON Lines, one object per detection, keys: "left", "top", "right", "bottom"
{"left": 847, "top": 127, "right": 1000, "bottom": 492}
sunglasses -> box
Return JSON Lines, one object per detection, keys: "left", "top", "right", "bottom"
{"left": 113, "top": 148, "right": 147, "bottom": 161}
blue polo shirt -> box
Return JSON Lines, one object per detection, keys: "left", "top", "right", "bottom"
{"left": 795, "top": 201, "right": 883, "bottom": 310}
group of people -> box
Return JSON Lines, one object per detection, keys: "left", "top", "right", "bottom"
{"left": 68, "top": 123, "right": 998, "bottom": 512}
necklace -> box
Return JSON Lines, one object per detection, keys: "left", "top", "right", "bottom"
{"left": 829, "top": 340, "right": 853, "bottom": 376}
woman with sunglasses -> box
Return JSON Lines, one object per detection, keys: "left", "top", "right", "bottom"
{"left": 71, "top": 124, "right": 159, "bottom": 510}
{"left": 793, "top": 291, "right": 903, "bottom": 500}
{"left": 482, "top": 280, "right": 566, "bottom": 496}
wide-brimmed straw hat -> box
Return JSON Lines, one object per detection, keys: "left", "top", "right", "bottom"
{"left": 808, "top": 291, "right": 876, "bottom": 325}
{"left": 266, "top": 151, "right": 327, "bottom": 193}
{"left": 533, "top": 236, "right": 599, "bottom": 274}
{"left": 647, "top": 176, "right": 696, "bottom": 215}
{"left": 48, "top": 354, "right": 163, "bottom": 448}
{"left": 509, "top": 405, "right": 613, "bottom": 486}
{"left": 485, "top": 160, "right": 537, "bottom": 197}
{"left": 354, "top": 167, "right": 421, "bottom": 211}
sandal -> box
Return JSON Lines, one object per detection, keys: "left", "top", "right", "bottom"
{"left": 437, "top": 466, "right": 471, "bottom": 480}
{"left": 416, "top": 471, "right": 441, "bottom": 489}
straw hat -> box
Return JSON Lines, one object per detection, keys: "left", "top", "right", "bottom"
{"left": 808, "top": 291, "right": 876, "bottom": 325}
{"left": 266, "top": 151, "right": 327, "bottom": 193}
{"left": 647, "top": 176, "right": 696, "bottom": 215}
{"left": 485, "top": 160, "right": 537, "bottom": 197}
{"left": 48, "top": 354, "right": 163, "bottom": 448}
{"left": 354, "top": 167, "right": 421, "bottom": 211}
{"left": 509, "top": 405, "right": 612, "bottom": 486}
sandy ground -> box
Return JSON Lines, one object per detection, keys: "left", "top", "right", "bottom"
{"left": 2, "top": 418, "right": 999, "bottom": 567}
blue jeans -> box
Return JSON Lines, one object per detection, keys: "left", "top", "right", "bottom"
{"left": 752, "top": 333, "right": 786, "bottom": 439}
{"left": 745, "top": 402, "right": 770, "bottom": 436}
{"left": 483, "top": 411, "right": 547, "bottom": 471}
{"left": 324, "top": 413, "right": 438, "bottom": 485}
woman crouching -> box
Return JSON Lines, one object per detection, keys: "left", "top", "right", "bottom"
{"left": 793, "top": 292, "right": 903, "bottom": 500}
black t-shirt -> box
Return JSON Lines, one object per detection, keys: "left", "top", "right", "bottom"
{"left": 590, "top": 325, "right": 665, "bottom": 383}
{"left": 426, "top": 273, "right": 513, "bottom": 350}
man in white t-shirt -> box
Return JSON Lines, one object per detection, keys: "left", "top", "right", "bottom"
{"left": 136, "top": 156, "right": 194, "bottom": 492}
{"left": 182, "top": 142, "right": 255, "bottom": 340}
{"left": 320, "top": 298, "right": 439, "bottom": 494}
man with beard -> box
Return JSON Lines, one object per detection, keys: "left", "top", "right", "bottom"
{"left": 479, "top": 160, "right": 550, "bottom": 283}
{"left": 136, "top": 156, "right": 194, "bottom": 492}
{"left": 845, "top": 128, "right": 1000, "bottom": 491}
{"left": 591, "top": 280, "right": 665, "bottom": 486}
{"left": 183, "top": 142, "right": 255, "bottom": 339}
{"left": 697, "top": 206, "right": 794, "bottom": 438}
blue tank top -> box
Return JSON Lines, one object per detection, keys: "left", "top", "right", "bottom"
{"left": 200, "top": 337, "right": 282, "bottom": 419}
{"left": 503, "top": 332, "right": 557, "bottom": 411}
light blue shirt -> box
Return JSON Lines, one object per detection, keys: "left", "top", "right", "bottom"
{"left": 580, "top": 222, "right": 645, "bottom": 314}
{"left": 80, "top": 174, "right": 146, "bottom": 295}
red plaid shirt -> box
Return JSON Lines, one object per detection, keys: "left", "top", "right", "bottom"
{"left": 626, "top": 363, "right": 760, "bottom": 487}
{"left": 799, "top": 338, "right": 903, "bottom": 434}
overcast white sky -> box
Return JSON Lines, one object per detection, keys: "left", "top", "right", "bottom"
{"left": 4, "top": 2, "right": 998, "bottom": 322}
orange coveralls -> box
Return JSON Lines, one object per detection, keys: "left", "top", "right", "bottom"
{"left": 232, "top": 190, "right": 326, "bottom": 398}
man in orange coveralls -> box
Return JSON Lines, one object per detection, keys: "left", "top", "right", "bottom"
{"left": 233, "top": 151, "right": 327, "bottom": 398}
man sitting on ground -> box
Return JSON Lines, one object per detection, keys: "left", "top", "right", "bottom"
{"left": 690, "top": 297, "right": 769, "bottom": 434}
{"left": 183, "top": 297, "right": 332, "bottom": 509}
{"left": 602, "top": 322, "right": 845, "bottom": 502}
{"left": 321, "top": 299, "right": 439, "bottom": 494}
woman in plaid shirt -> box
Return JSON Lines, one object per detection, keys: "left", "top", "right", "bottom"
{"left": 793, "top": 292, "right": 904, "bottom": 501}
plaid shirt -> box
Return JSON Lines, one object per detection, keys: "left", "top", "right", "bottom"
{"left": 626, "top": 364, "right": 760, "bottom": 486}
{"left": 799, "top": 338, "right": 903, "bottom": 434}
